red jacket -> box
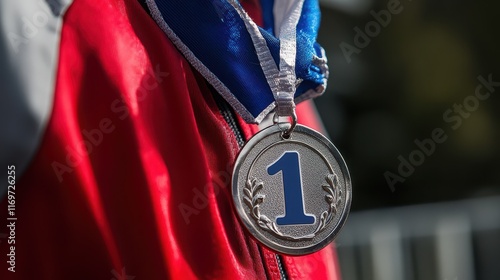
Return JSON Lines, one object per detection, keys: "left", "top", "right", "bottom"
{"left": 0, "top": 0, "right": 341, "bottom": 279}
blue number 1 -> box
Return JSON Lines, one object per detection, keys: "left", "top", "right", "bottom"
{"left": 267, "top": 151, "right": 315, "bottom": 225}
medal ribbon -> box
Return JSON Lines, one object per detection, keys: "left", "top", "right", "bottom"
{"left": 146, "top": 0, "right": 328, "bottom": 124}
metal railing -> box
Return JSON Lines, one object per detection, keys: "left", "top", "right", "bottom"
{"left": 335, "top": 196, "right": 500, "bottom": 280}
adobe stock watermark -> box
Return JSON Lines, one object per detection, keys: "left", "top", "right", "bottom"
{"left": 110, "top": 267, "right": 135, "bottom": 280}
{"left": 8, "top": 0, "right": 64, "bottom": 54}
{"left": 385, "top": 74, "right": 499, "bottom": 191}
{"left": 339, "top": 0, "right": 408, "bottom": 63}
{"left": 178, "top": 163, "right": 233, "bottom": 225}
{"left": 51, "top": 65, "right": 169, "bottom": 182}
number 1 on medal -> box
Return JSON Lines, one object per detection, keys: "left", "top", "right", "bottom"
{"left": 268, "top": 151, "right": 315, "bottom": 225}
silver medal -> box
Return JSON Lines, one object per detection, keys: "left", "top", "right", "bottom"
{"left": 232, "top": 123, "right": 351, "bottom": 255}
{"left": 226, "top": 0, "right": 350, "bottom": 255}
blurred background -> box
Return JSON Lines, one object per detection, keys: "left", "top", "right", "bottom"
{"left": 314, "top": 0, "right": 500, "bottom": 279}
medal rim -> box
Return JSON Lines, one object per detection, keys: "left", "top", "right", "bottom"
{"left": 232, "top": 124, "right": 352, "bottom": 255}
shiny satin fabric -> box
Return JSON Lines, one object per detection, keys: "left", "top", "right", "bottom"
{"left": 0, "top": 0, "right": 341, "bottom": 279}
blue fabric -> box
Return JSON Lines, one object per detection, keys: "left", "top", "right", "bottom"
{"left": 259, "top": 0, "right": 275, "bottom": 34}
{"left": 152, "top": 0, "right": 327, "bottom": 123}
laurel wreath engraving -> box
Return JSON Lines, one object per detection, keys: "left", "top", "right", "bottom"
{"left": 243, "top": 173, "right": 342, "bottom": 241}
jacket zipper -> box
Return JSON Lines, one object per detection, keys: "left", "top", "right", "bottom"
{"left": 213, "top": 92, "right": 287, "bottom": 280}
{"left": 275, "top": 254, "right": 287, "bottom": 280}
{"left": 137, "top": 2, "right": 285, "bottom": 278}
